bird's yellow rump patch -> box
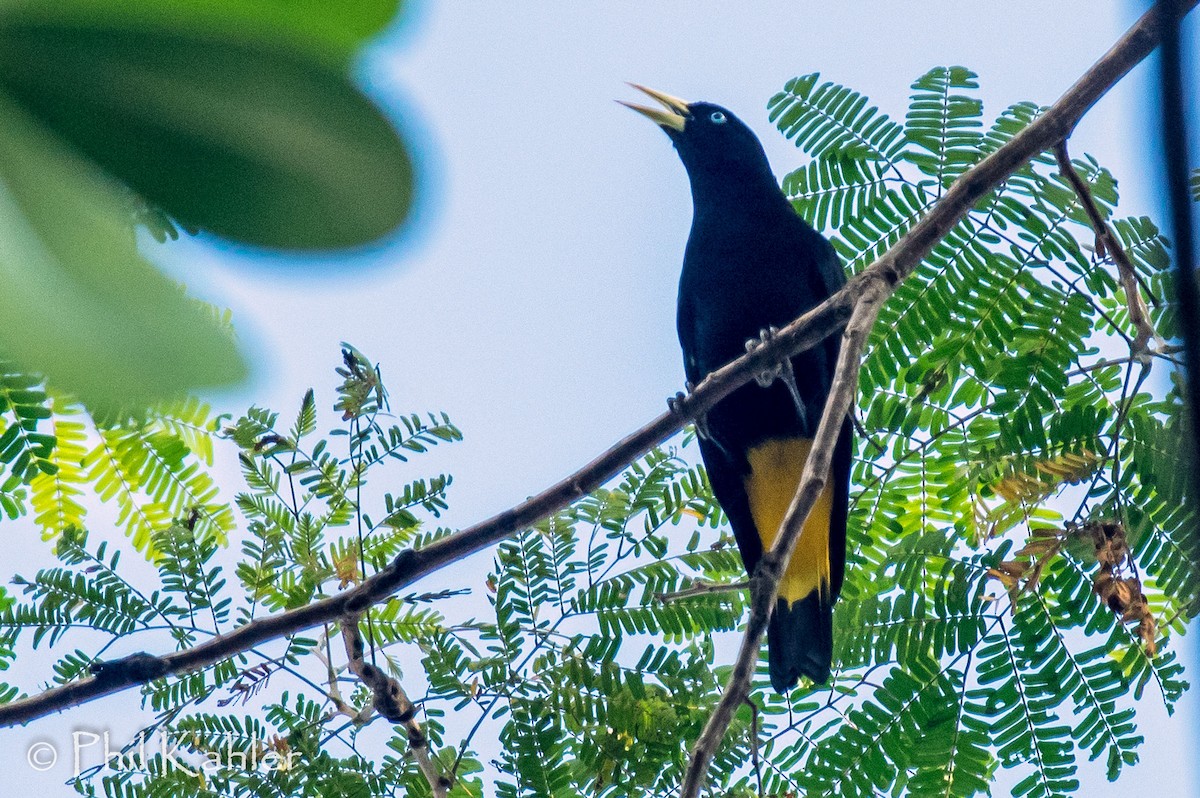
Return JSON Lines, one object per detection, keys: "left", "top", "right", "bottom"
{"left": 743, "top": 437, "right": 833, "bottom": 603}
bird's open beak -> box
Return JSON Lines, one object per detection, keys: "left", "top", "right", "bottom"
{"left": 618, "top": 83, "right": 690, "bottom": 132}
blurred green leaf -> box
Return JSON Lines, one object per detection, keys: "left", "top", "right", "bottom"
{"left": 0, "top": 0, "right": 402, "bottom": 64}
{"left": 0, "top": 18, "right": 415, "bottom": 250}
{"left": 0, "top": 97, "right": 246, "bottom": 407}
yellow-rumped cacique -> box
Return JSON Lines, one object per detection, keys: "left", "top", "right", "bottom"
{"left": 622, "top": 84, "right": 853, "bottom": 692}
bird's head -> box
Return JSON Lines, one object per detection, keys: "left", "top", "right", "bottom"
{"left": 619, "top": 83, "right": 776, "bottom": 201}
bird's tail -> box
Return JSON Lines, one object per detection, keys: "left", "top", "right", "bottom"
{"left": 768, "top": 593, "right": 833, "bottom": 692}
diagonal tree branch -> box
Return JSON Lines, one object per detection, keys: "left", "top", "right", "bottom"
{"left": 677, "top": 2, "right": 1198, "bottom": 794}
{"left": 0, "top": 0, "right": 1194, "bottom": 732}
{"left": 0, "top": 272, "right": 855, "bottom": 729}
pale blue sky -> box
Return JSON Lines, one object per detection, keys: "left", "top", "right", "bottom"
{"left": 5, "top": 2, "right": 1197, "bottom": 795}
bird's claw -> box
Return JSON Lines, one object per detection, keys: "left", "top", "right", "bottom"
{"left": 668, "top": 381, "right": 731, "bottom": 457}
{"left": 668, "top": 380, "right": 698, "bottom": 417}
{"left": 745, "top": 327, "right": 783, "bottom": 387}
{"left": 744, "top": 326, "right": 809, "bottom": 428}
{"left": 669, "top": 382, "right": 714, "bottom": 439}
{"left": 667, "top": 390, "right": 688, "bottom": 418}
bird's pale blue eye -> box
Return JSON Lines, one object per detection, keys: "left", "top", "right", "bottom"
{"left": 710, "top": 111, "right": 727, "bottom": 124}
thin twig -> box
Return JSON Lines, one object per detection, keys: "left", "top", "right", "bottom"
{"left": 747, "top": 698, "right": 763, "bottom": 798}
{"left": 851, "top": 410, "right": 886, "bottom": 455}
{"left": 0, "top": 0, "right": 1193, "bottom": 732}
{"left": 1064, "top": 353, "right": 1181, "bottom": 380}
{"left": 1053, "top": 140, "right": 1159, "bottom": 353}
{"left": 313, "top": 624, "right": 371, "bottom": 722}
{"left": 654, "top": 579, "right": 750, "bottom": 603}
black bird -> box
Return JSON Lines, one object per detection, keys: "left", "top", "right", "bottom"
{"left": 622, "top": 84, "right": 853, "bottom": 691}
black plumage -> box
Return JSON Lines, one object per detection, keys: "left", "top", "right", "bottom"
{"left": 623, "top": 85, "right": 853, "bottom": 692}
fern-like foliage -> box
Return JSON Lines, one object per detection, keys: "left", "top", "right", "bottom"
{"left": 0, "top": 69, "right": 1193, "bottom": 798}
{"left": 3, "top": 346, "right": 467, "bottom": 798}
{"left": 761, "top": 65, "right": 1190, "bottom": 797}
{"left": 0, "top": 363, "right": 55, "bottom": 517}
{"left": 0, "top": 371, "right": 232, "bottom": 558}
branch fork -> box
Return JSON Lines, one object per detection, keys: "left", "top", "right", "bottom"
{"left": 341, "top": 613, "right": 450, "bottom": 797}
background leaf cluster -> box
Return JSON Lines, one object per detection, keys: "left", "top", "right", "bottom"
{"left": 0, "top": 67, "right": 1196, "bottom": 798}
